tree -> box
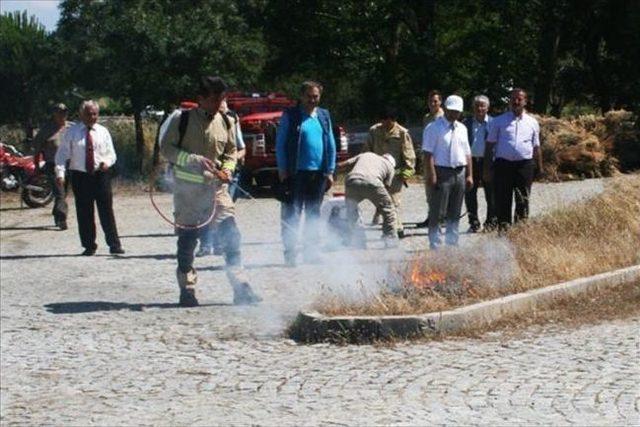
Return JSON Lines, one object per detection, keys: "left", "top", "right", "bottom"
{"left": 0, "top": 12, "right": 69, "bottom": 138}
{"left": 57, "top": 0, "right": 267, "bottom": 174}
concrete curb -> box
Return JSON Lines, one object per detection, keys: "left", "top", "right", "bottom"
{"left": 289, "top": 264, "right": 640, "bottom": 343}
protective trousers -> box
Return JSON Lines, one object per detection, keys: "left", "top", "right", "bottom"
{"left": 178, "top": 216, "right": 242, "bottom": 273}
{"left": 374, "top": 175, "right": 404, "bottom": 231}
{"left": 346, "top": 176, "right": 396, "bottom": 242}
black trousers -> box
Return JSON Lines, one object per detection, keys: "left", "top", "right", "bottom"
{"left": 464, "top": 157, "right": 496, "bottom": 227}
{"left": 70, "top": 170, "right": 121, "bottom": 250}
{"left": 493, "top": 158, "right": 535, "bottom": 228}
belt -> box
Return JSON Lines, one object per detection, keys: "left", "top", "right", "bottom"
{"left": 435, "top": 165, "right": 465, "bottom": 171}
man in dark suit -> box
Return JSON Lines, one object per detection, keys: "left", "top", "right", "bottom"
{"left": 463, "top": 95, "right": 495, "bottom": 232}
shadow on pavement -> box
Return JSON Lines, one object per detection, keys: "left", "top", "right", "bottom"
{"left": 0, "top": 225, "right": 59, "bottom": 231}
{"left": 44, "top": 300, "right": 230, "bottom": 314}
{"left": 119, "top": 232, "right": 175, "bottom": 239}
{"left": 0, "top": 253, "right": 84, "bottom": 260}
{"left": 115, "top": 253, "right": 175, "bottom": 260}
{"left": 0, "top": 206, "right": 29, "bottom": 212}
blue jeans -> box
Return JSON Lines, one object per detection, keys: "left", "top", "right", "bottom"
{"left": 280, "top": 170, "right": 326, "bottom": 256}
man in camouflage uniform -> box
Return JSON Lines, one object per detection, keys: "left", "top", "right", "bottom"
{"left": 361, "top": 106, "right": 416, "bottom": 238}
{"left": 33, "top": 103, "right": 70, "bottom": 230}
{"left": 160, "top": 76, "right": 260, "bottom": 307}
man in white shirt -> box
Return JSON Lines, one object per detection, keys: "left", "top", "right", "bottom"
{"left": 422, "top": 95, "right": 473, "bottom": 249}
{"left": 55, "top": 100, "right": 124, "bottom": 256}
{"left": 483, "top": 88, "right": 543, "bottom": 231}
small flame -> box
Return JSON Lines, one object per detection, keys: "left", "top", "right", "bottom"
{"left": 408, "top": 260, "right": 447, "bottom": 290}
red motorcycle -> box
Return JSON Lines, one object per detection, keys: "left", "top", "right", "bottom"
{"left": 0, "top": 142, "right": 53, "bottom": 208}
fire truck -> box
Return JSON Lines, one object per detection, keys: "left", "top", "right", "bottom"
{"left": 226, "top": 92, "right": 349, "bottom": 190}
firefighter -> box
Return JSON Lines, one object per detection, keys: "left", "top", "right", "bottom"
{"left": 159, "top": 76, "right": 261, "bottom": 307}
{"left": 338, "top": 152, "right": 398, "bottom": 248}
{"left": 361, "top": 106, "right": 416, "bottom": 238}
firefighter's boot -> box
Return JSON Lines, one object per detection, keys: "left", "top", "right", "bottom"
{"left": 226, "top": 268, "right": 262, "bottom": 305}
{"left": 177, "top": 267, "right": 199, "bottom": 307}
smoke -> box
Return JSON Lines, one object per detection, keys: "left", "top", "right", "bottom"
{"left": 426, "top": 236, "right": 520, "bottom": 290}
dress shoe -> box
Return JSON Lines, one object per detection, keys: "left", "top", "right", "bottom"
{"left": 415, "top": 218, "right": 429, "bottom": 228}
{"left": 81, "top": 248, "right": 96, "bottom": 256}
{"left": 468, "top": 223, "right": 481, "bottom": 233}
{"left": 397, "top": 229, "right": 406, "bottom": 239}
{"left": 109, "top": 247, "right": 125, "bottom": 255}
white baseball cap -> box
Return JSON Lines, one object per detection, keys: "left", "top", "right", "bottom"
{"left": 382, "top": 153, "right": 396, "bottom": 168}
{"left": 444, "top": 95, "right": 464, "bottom": 112}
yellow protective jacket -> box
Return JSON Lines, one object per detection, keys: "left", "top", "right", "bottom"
{"left": 160, "top": 108, "right": 237, "bottom": 225}
{"left": 362, "top": 122, "right": 416, "bottom": 179}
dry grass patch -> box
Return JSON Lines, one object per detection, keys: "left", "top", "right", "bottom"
{"left": 508, "top": 174, "right": 640, "bottom": 292}
{"left": 315, "top": 175, "right": 640, "bottom": 316}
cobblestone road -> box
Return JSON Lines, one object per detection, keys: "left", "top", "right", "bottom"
{"left": 1, "top": 178, "right": 639, "bottom": 425}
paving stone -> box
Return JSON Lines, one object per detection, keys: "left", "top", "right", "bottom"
{"left": 1, "top": 179, "right": 638, "bottom": 425}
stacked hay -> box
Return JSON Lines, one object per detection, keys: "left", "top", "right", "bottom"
{"left": 539, "top": 110, "right": 638, "bottom": 180}
{"left": 600, "top": 110, "right": 640, "bottom": 172}
{"left": 538, "top": 115, "right": 618, "bottom": 181}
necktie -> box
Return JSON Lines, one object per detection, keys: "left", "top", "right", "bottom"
{"left": 85, "top": 127, "right": 95, "bottom": 174}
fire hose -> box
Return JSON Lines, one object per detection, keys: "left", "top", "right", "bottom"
{"left": 148, "top": 164, "right": 229, "bottom": 230}
{"left": 149, "top": 163, "right": 300, "bottom": 233}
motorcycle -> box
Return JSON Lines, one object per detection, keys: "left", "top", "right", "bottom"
{"left": 0, "top": 142, "right": 54, "bottom": 208}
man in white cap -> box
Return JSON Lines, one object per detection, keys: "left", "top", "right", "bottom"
{"left": 422, "top": 94, "right": 473, "bottom": 249}
{"left": 338, "top": 152, "right": 398, "bottom": 248}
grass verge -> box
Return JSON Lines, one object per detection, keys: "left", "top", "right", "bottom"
{"left": 315, "top": 174, "right": 640, "bottom": 316}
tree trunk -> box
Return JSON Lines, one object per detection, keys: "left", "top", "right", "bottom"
{"left": 133, "top": 110, "right": 144, "bottom": 174}
{"left": 533, "top": 4, "right": 562, "bottom": 115}
{"left": 152, "top": 111, "right": 169, "bottom": 167}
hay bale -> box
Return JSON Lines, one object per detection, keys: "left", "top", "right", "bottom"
{"left": 538, "top": 115, "right": 618, "bottom": 180}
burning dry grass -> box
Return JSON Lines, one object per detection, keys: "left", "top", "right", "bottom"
{"left": 316, "top": 174, "right": 640, "bottom": 316}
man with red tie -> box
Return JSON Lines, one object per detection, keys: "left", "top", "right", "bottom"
{"left": 55, "top": 100, "right": 124, "bottom": 256}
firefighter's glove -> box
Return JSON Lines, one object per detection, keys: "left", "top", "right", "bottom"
{"left": 217, "top": 169, "right": 232, "bottom": 183}
{"left": 397, "top": 168, "right": 414, "bottom": 180}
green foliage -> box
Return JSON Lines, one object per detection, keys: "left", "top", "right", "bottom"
{"left": 100, "top": 118, "right": 158, "bottom": 178}
{"left": 57, "top": 0, "right": 267, "bottom": 111}
{"left": 0, "top": 12, "right": 69, "bottom": 133}
{"left": 2, "top": 0, "right": 638, "bottom": 175}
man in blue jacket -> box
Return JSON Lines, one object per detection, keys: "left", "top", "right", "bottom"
{"left": 276, "top": 80, "right": 337, "bottom": 267}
